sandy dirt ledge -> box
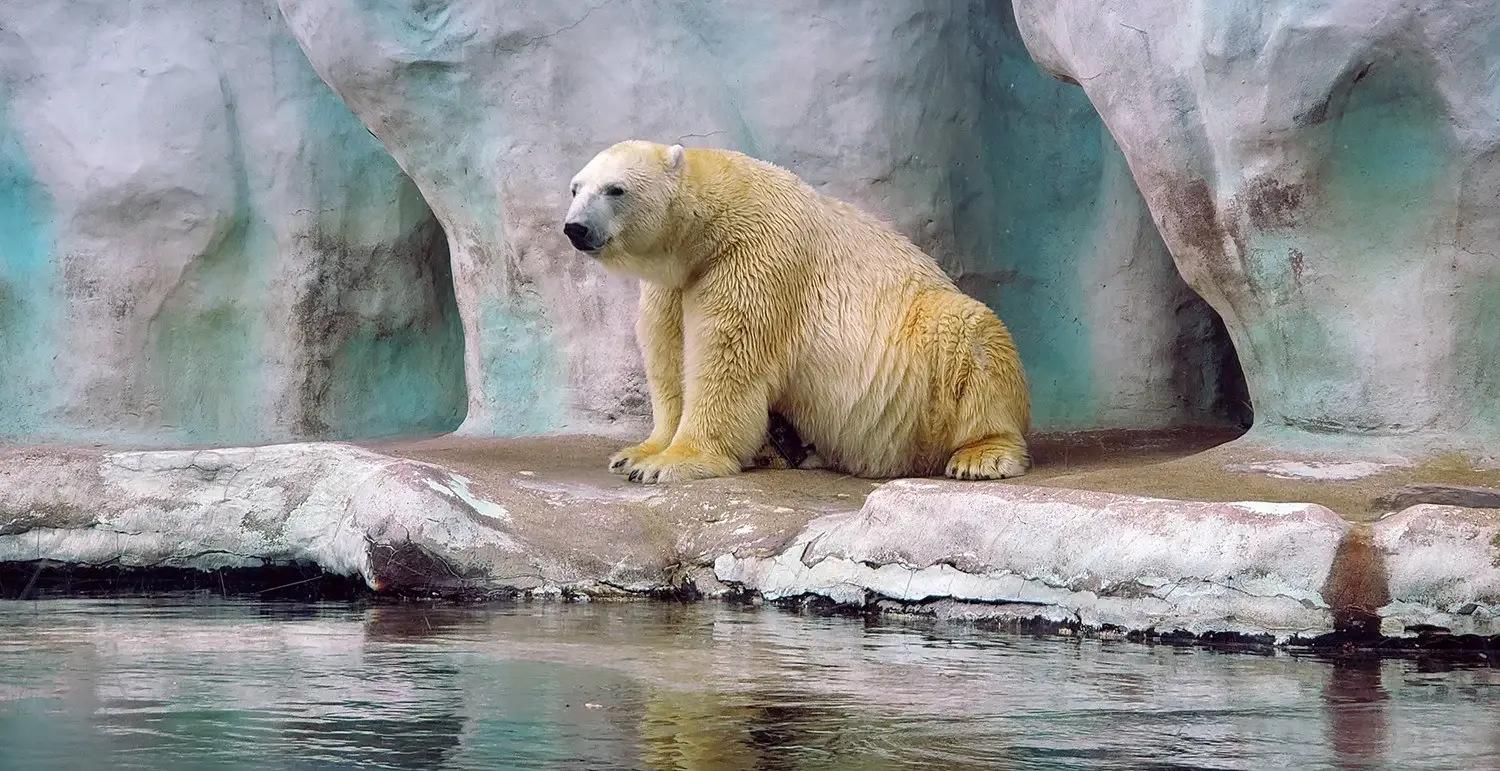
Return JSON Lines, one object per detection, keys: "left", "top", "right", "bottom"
{"left": 1, "top": 433, "right": 1497, "bottom": 650}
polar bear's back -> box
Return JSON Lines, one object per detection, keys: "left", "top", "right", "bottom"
{"left": 697, "top": 151, "right": 1013, "bottom": 476}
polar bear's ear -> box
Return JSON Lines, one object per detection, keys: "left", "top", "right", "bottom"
{"left": 666, "top": 143, "right": 685, "bottom": 171}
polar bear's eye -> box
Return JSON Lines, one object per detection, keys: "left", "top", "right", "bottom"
{"left": 570, "top": 184, "right": 579, "bottom": 198}
{"left": 603, "top": 185, "right": 626, "bottom": 198}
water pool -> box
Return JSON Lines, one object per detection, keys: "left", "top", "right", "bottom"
{"left": 1, "top": 598, "right": 1496, "bottom": 770}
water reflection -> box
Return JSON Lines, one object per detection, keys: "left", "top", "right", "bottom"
{"left": 1, "top": 599, "right": 1499, "bottom": 770}
{"left": 1324, "top": 657, "right": 1390, "bottom": 770}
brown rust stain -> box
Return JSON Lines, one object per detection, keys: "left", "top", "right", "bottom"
{"left": 1321, "top": 524, "right": 1391, "bottom": 637}
{"left": 1240, "top": 176, "right": 1304, "bottom": 231}
{"left": 1153, "top": 176, "right": 1249, "bottom": 294}
{"left": 1156, "top": 174, "right": 1308, "bottom": 293}
{"left": 1371, "top": 483, "right": 1500, "bottom": 514}
{"left": 1157, "top": 177, "right": 1225, "bottom": 264}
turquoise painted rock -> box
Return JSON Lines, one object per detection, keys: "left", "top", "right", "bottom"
{"left": 1016, "top": 0, "right": 1500, "bottom": 463}
{"left": 0, "top": 0, "right": 465, "bottom": 446}
{"left": 278, "top": 0, "right": 1244, "bottom": 437}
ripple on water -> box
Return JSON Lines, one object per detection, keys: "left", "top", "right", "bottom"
{"left": 0, "top": 598, "right": 1499, "bottom": 770}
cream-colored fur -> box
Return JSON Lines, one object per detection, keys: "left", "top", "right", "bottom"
{"left": 562, "top": 140, "right": 1031, "bottom": 484}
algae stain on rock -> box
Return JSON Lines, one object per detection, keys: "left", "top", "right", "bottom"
{"left": 283, "top": 46, "right": 469, "bottom": 440}
{"left": 1466, "top": 273, "right": 1500, "bottom": 437}
{"left": 1240, "top": 302, "right": 1369, "bottom": 434}
{"left": 0, "top": 99, "right": 59, "bottom": 438}
{"left": 151, "top": 302, "right": 261, "bottom": 444}
{"left": 286, "top": 31, "right": 428, "bottom": 240}
{"left": 475, "top": 297, "right": 568, "bottom": 436}
{"left": 316, "top": 223, "right": 468, "bottom": 439}
{"left": 1311, "top": 55, "right": 1456, "bottom": 269}
{"left": 145, "top": 77, "right": 278, "bottom": 445}
{"left": 957, "top": 11, "right": 1107, "bottom": 430}
{"left": 326, "top": 321, "right": 465, "bottom": 437}
{"left": 1233, "top": 52, "right": 1461, "bottom": 440}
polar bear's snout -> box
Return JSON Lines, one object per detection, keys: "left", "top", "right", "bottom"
{"left": 562, "top": 221, "right": 603, "bottom": 252}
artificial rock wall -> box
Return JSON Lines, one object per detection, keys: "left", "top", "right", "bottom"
{"left": 278, "top": 0, "right": 1246, "bottom": 437}
{"left": 0, "top": 0, "right": 1245, "bottom": 448}
{"left": 0, "top": 0, "right": 466, "bottom": 447}
{"left": 1016, "top": 0, "right": 1500, "bottom": 460}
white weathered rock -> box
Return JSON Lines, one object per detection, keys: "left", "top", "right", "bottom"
{"left": 0, "top": 439, "right": 1355, "bottom": 639}
{"left": 0, "top": 443, "right": 526, "bottom": 591}
{"left": 1228, "top": 460, "right": 1392, "bottom": 482}
{"left": 1014, "top": 0, "right": 1500, "bottom": 461}
{"left": 716, "top": 479, "right": 1351, "bottom": 640}
{"left": 0, "top": 0, "right": 465, "bottom": 446}
{"left": 0, "top": 437, "right": 874, "bottom": 596}
{"left": 1374, "top": 504, "right": 1500, "bottom": 636}
{"left": 14, "top": 438, "right": 1500, "bottom": 642}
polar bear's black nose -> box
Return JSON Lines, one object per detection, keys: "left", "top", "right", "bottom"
{"left": 563, "top": 221, "right": 595, "bottom": 251}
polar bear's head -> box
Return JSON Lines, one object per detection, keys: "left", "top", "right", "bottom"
{"left": 563, "top": 141, "right": 685, "bottom": 268}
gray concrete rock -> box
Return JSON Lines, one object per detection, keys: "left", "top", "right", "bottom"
{"left": 716, "top": 479, "right": 1351, "bottom": 641}
{"left": 1014, "top": 0, "right": 1500, "bottom": 462}
{"left": 0, "top": 0, "right": 465, "bottom": 446}
{"left": 276, "top": 0, "right": 1244, "bottom": 437}
{"left": 1373, "top": 504, "right": 1500, "bottom": 636}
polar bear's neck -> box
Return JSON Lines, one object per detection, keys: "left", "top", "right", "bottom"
{"left": 664, "top": 149, "right": 823, "bottom": 273}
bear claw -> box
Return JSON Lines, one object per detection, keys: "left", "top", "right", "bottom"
{"left": 944, "top": 439, "right": 1030, "bottom": 481}
{"left": 608, "top": 441, "right": 666, "bottom": 475}
{"left": 622, "top": 451, "right": 739, "bottom": 484}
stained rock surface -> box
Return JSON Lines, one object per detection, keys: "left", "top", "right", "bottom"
{"left": 9, "top": 0, "right": 1500, "bottom": 651}
{"left": 0, "top": 0, "right": 465, "bottom": 446}
{"left": 1014, "top": 0, "right": 1500, "bottom": 462}
{"left": 1374, "top": 504, "right": 1500, "bottom": 636}
{"left": 716, "top": 479, "right": 1351, "bottom": 640}
{"left": 0, "top": 443, "right": 526, "bottom": 593}
{"left": 0, "top": 436, "right": 1394, "bottom": 644}
{"left": 276, "top": 0, "right": 1243, "bottom": 436}
{"left": 0, "top": 437, "right": 872, "bottom": 597}
{"left": 0, "top": 0, "right": 1249, "bottom": 443}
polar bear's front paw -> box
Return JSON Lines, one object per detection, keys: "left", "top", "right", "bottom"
{"left": 625, "top": 449, "right": 740, "bottom": 484}
{"left": 945, "top": 436, "right": 1030, "bottom": 481}
{"left": 608, "top": 441, "right": 667, "bottom": 474}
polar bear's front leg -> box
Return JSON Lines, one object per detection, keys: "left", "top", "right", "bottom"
{"left": 625, "top": 379, "right": 767, "bottom": 483}
{"left": 625, "top": 312, "right": 770, "bottom": 484}
{"left": 610, "top": 283, "right": 685, "bottom": 474}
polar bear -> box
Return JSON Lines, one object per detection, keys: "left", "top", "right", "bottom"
{"left": 563, "top": 140, "right": 1031, "bottom": 484}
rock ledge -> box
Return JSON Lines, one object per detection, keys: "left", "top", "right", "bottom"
{"left": 3, "top": 438, "right": 1497, "bottom": 649}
